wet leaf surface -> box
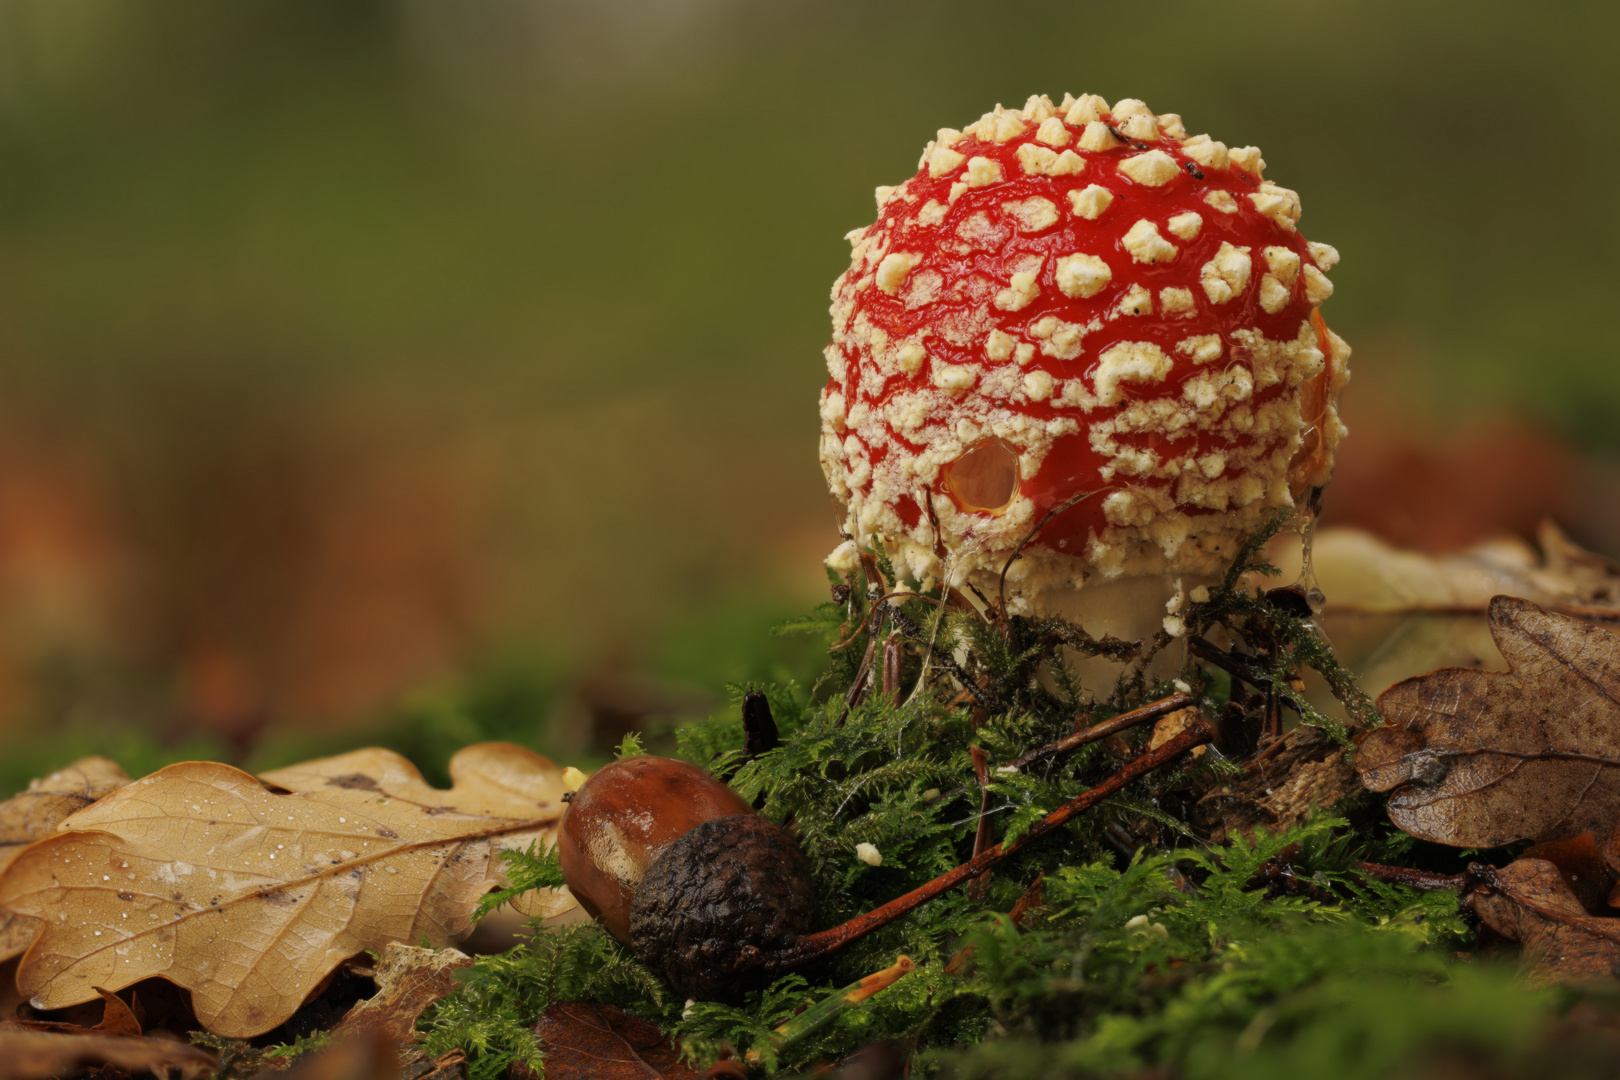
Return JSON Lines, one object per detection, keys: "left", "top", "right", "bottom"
{"left": 0, "top": 756, "right": 129, "bottom": 962}
{"left": 1357, "top": 596, "right": 1620, "bottom": 847}
{"left": 522, "top": 1001, "right": 701, "bottom": 1080}
{"left": 1472, "top": 859, "right": 1620, "bottom": 985}
{"left": 0, "top": 743, "right": 566, "bottom": 1037}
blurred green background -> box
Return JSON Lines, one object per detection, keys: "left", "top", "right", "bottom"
{"left": 1, "top": 0, "right": 1616, "bottom": 787}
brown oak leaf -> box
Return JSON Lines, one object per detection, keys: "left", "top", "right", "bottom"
{"left": 1269, "top": 523, "right": 1620, "bottom": 702}
{"left": 518, "top": 1001, "right": 701, "bottom": 1080}
{"left": 0, "top": 756, "right": 130, "bottom": 962}
{"left": 8, "top": 985, "right": 143, "bottom": 1037}
{"left": 1522, "top": 832, "right": 1617, "bottom": 914}
{"left": 1470, "top": 858, "right": 1620, "bottom": 984}
{"left": 0, "top": 743, "right": 565, "bottom": 1038}
{"left": 1356, "top": 595, "right": 1620, "bottom": 847}
{"left": 0, "top": 1025, "right": 217, "bottom": 1080}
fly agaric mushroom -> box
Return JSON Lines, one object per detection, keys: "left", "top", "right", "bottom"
{"left": 821, "top": 94, "right": 1348, "bottom": 650}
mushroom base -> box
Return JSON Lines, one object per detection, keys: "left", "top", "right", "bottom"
{"left": 1035, "top": 575, "right": 1209, "bottom": 694}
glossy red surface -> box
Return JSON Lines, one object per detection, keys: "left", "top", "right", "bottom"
{"left": 827, "top": 109, "right": 1335, "bottom": 554}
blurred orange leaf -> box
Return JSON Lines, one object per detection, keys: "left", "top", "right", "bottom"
{"left": 0, "top": 1025, "right": 216, "bottom": 1080}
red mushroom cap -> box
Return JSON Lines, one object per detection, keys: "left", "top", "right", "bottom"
{"left": 821, "top": 94, "right": 1349, "bottom": 603}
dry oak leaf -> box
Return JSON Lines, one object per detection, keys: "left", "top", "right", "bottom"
{"left": 0, "top": 743, "right": 565, "bottom": 1039}
{"left": 1471, "top": 858, "right": 1620, "bottom": 985}
{"left": 8, "top": 985, "right": 144, "bottom": 1038}
{"left": 1357, "top": 595, "right": 1620, "bottom": 847}
{"left": 261, "top": 744, "right": 579, "bottom": 922}
{"left": 516, "top": 1001, "right": 701, "bottom": 1080}
{"left": 0, "top": 756, "right": 130, "bottom": 962}
{"left": 1272, "top": 522, "right": 1620, "bottom": 617}
{"left": 0, "top": 1025, "right": 217, "bottom": 1080}
{"left": 1522, "top": 832, "right": 1619, "bottom": 915}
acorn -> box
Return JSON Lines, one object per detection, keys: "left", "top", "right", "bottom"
{"left": 630, "top": 814, "right": 818, "bottom": 1000}
{"left": 556, "top": 754, "right": 753, "bottom": 943}
{"left": 558, "top": 754, "right": 817, "bottom": 1000}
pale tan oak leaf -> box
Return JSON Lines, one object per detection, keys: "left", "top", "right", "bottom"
{"left": 0, "top": 743, "right": 565, "bottom": 1038}
{"left": 261, "top": 743, "right": 580, "bottom": 920}
{"left": 0, "top": 757, "right": 130, "bottom": 962}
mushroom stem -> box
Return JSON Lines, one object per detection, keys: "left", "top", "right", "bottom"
{"left": 1006, "top": 691, "right": 1193, "bottom": 772}
{"left": 765, "top": 718, "right": 1214, "bottom": 972}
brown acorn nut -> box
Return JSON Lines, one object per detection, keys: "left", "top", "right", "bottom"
{"left": 557, "top": 755, "right": 751, "bottom": 943}
{"left": 630, "top": 814, "right": 818, "bottom": 1001}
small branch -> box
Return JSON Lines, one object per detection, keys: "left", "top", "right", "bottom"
{"left": 839, "top": 601, "right": 889, "bottom": 723}
{"left": 1352, "top": 861, "right": 1469, "bottom": 892}
{"left": 767, "top": 719, "right": 1214, "bottom": 971}
{"left": 881, "top": 635, "right": 905, "bottom": 704}
{"left": 946, "top": 873, "right": 1044, "bottom": 974}
{"left": 967, "top": 745, "right": 993, "bottom": 900}
{"left": 1189, "top": 637, "right": 1303, "bottom": 714}
{"left": 1005, "top": 693, "right": 1192, "bottom": 773}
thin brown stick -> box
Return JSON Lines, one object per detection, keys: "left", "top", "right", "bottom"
{"left": 946, "top": 873, "right": 1044, "bottom": 974}
{"left": 1352, "top": 861, "right": 1468, "bottom": 892}
{"left": 881, "top": 635, "right": 905, "bottom": 704}
{"left": 1005, "top": 693, "right": 1193, "bottom": 773}
{"left": 967, "top": 745, "right": 993, "bottom": 900}
{"left": 767, "top": 719, "right": 1214, "bottom": 971}
{"left": 840, "top": 614, "right": 885, "bottom": 723}
{"left": 1189, "top": 637, "right": 1304, "bottom": 716}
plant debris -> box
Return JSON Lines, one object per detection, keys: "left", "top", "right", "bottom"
{"left": 1470, "top": 858, "right": 1620, "bottom": 984}
{"left": 333, "top": 943, "right": 474, "bottom": 1055}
